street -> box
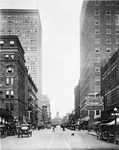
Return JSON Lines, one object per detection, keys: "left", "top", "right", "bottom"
{"left": 1, "top": 126, "right": 118, "bottom": 150}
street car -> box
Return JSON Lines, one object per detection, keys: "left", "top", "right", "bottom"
{"left": 18, "top": 124, "right": 32, "bottom": 138}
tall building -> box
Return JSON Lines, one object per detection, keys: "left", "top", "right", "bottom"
{"left": 80, "top": 0, "right": 119, "bottom": 121}
{"left": 0, "top": 9, "right": 42, "bottom": 106}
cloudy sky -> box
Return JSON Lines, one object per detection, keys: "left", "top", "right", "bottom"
{"left": 0, "top": 0, "right": 83, "bottom": 118}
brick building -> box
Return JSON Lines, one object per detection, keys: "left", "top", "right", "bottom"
{"left": 0, "top": 35, "right": 28, "bottom": 124}
{"left": 101, "top": 47, "right": 119, "bottom": 121}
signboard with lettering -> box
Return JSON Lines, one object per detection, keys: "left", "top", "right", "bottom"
{"left": 85, "top": 105, "right": 104, "bottom": 111}
{"left": 85, "top": 96, "right": 103, "bottom": 105}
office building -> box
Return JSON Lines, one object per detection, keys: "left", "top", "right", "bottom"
{"left": 80, "top": 0, "right": 119, "bottom": 121}
{"left": 0, "top": 9, "right": 42, "bottom": 106}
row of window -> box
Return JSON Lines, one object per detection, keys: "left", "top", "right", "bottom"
{"left": 6, "top": 103, "right": 14, "bottom": 111}
{"left": 95, "top": 28, "right": 119, "bottom": 34}
{"left": 95, "top": 47, "right": 112, "bottom": 53}
{"left": 95, "top": 38, "right": 119, "bottom": 44}
{"left": 95, "top": 9, "right": 119, "bottom": 16}
{"left": 95, "top": 18, "right": 119, "bottom": 26}
{"left": 0, "top": 40, "right": 14, "bottom": 45}
{"left": 6, "top": 90, "right": 14, "bottom": 98}
{"left": 95, "top": 0, "right": 119, "bottom": 6}
{"left": 5, "top": 54, "right": 15, "bottom": 59}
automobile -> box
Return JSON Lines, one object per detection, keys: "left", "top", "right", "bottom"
{"left": 97, "top": 124, "right": 119, "bottom": 143}
{"left": 0, "top": 125, "right": 7, "bottom": 138}
{"left": 97, "top": 124, "right": 110, "bottom": 140}
{"left": 114, "top": 131, "right": 119, "bottom": 145}
{"left": 18, "top": 124, "right": 32, "bottom": 138}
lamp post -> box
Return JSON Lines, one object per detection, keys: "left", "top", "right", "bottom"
{"left": 114, "top": 108, "right": 118, "bottom": 124}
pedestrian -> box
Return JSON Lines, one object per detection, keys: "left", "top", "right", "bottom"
{"left": 52, "top": 125, "right": 55, "bottom": 132}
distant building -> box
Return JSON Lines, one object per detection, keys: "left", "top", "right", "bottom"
{"left": 0, "top": 9, "right": 42, "bottom": 113}
{"left": 53, "top": 112, "right": 61, "bottom": 125}
{"left": 101, "top": 47, "right": 119, "bottom": 121}
{"left": 41, "top": 95, "right": 51, "bottom": 123}
{"left": 80, "top": 0, "right": 119, "bottom": 121}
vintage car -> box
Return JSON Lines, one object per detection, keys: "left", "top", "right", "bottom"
{"left": 97, "top": 124, "right": 119, "bottom": 143}
{"left": 0, "top": 125, "right": 7, "bottom": 138}
{"left": 18, "top": 124, "right": 32, "bottom": 137}
{"left": 114, "top": 130, "right": 119, "bottom": 145}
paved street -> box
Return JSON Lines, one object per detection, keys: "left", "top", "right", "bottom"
{"left": 1, "top": 126, "right": 118, "bottom": 150}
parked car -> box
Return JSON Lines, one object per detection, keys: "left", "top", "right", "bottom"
{"left": 0, "top": 125, "right": 7, "bottom": 138}
{"left": 97, "top": 124, "right": 119, "bottom": 143}
{"left": 114, "top": 131, "right": 119, "bottom": 145}
{"left": 18, "top": 124, "right": 32, "bottom": 138}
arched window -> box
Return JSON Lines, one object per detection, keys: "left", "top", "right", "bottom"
{"left": 6, "top": 66, "right": 14, "bottom": 73}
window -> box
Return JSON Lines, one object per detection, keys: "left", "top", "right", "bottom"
{"left": 115, "top": 10, "right": 119, "bottom": 16}
{"left": 10, "top": 103, "right": 14, "bottom": 111}
{"left": 6, "top": 66, "right": 14, "bottom": 73}
{"left": 95, "top": 67, "right": 100, "bottom": 72}
{"left": 115, "top": 28, "right": 119, "bottom": 34}
{"left": 0, "top": 40, "right": 4, "bottom": 45}
{"left": 95, "top": 47, "right": 100, "bottom": 53}
{"left": 106, "top": 18, "right": 111, "bottom": 25}
{"left": 95, "top": 85, "right": 100, "bottom": 91}
{"left": 106, "top": 47, "right": 111, "bottom": 53}
{"left": 5, "top": 54, "right": 9, "bottom": 59}
{"left": 95, "top": 57, "right": 100, "bottom": 63}
{"left": 96, "top": 110, "right": 100, "bottom": 115}
{"left": 116, "top": 1, "right": 119, "bottom": 6}
{"left": 116, "top": 18, "right": 119, "bottom": 25}
{"left": 11, "top": 78, "right": 14, "bottom": 85}
{"left": 106, "top": 38, "right": 111, "bottom": 44}
{"left": 6, "top": 91, "right": 9, "bottom": 98}
{"left": 95, "top": 0, "right": 100, "bottom": 6}
{"left": 10, "top": 91, "right": 14, "bottom": 98}
{"left": 95, "top": 10, "right": 100, "bottom": 16}
{"left": 6, "top": 78, "right": 10, "bottom": 85}
{"left": 106, "top": 28, "right": 111, "bottom": 34}
{"left": 95, "top": 29, "right": 100, "bottom": 34}
{"left": 6, "top": 103, "right": 10, "bottom": 111}
{"left": 10, "top": 41, "right": 14, "bottom": 45}
{"left": 95, "top": 38, "right": 100, "bottom": 44}
{"left": 10, "top": 55, "right": 14, "bottom": 59}
{"left": 95, "top": 19, "right": 100, "bottom": 25}
{"left": 116, "top": 38, "right": 119, "bottom": 44}
{"left": 95, "top": 76, "right": 100, "bottom": 81}
{"left": 106, "top": 10, "right": 111, "bottom": 15}
{"left": 106, "top": 0, "right": 111, "bottom": 6}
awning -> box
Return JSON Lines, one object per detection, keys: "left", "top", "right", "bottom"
{"left": 93, "top": 121, "right": 101, "bottom": 125}
{"left": 81, "top": 116, "right": 89, "bottom": 121}
{"left": 0, "top": 108, "right": 12, "bottom": 117}
{"left": 107, "top": 118, "right": 119, "bottom": 125}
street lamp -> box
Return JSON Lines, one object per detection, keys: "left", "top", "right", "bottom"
{"left": 112, "top": 108, "right": 118, "bottom": 124}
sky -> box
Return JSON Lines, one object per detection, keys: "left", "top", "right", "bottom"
{"left": 0, "top": 0, "right": 83, "bottom": 118}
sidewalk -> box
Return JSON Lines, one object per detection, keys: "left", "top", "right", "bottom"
{"left": 86, "top": 130, "right": 97, "bottom": 136}
{"left": 80, "top": 130, "right": 97, "bottom": 136}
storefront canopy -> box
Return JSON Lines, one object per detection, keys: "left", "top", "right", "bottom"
{"left": 107, "top": 118, "right": 119, "bottom": 125}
